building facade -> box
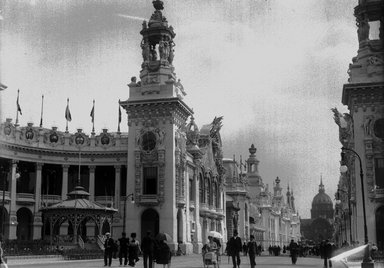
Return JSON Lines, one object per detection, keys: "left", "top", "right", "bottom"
{"left": 0, "top": 0, "right": 302, "bottom": 253}
{"left": 301, "top": 179, "right": 334, "bottom": 243}
{"left": 223, "top": 145, "right": 301, "bottom": 250}
{"left": 333, "top": 0, "right": 384, "bottom": 250}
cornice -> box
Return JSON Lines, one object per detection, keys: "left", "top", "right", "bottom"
{"left": 342, "top": 82, "right": 384, "bottom": 107}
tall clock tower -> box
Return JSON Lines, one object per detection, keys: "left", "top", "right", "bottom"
{"left": 120, "top": 0, "right": 193, "bottom": 244}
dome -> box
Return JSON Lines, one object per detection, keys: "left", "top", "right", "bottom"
{"left": 312, "top": 192, "right": 333, "bottom": 206}
{"left": 312, "top": 177, "right": 333, "bottom": 205}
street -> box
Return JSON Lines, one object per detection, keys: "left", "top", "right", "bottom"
{"left": 6, "top": 254, "right": 352, "bottom": 268}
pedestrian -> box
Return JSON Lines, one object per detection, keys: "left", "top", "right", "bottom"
{"left": 0, "top": 238, "right": 8, "bottom": 268}
{"left": 324, "top": 240, "right": 333, "bottom": 268}
{"left": 104, "top": 232, "right": 115, "bottom": 267}
{"left": 141, "top": 231, "right": 155, "bottom": 268}
{"left": 247, "top": 235, "right": 257, "bottom": 268}
{"left": 118, "top": 232, "right": 129, "bottom": 266}
{"left": 128, "top": 232, "right": 140, "bottom": 267}
{"left": 155, "top": 239, "right": 172, "bottom": 268}
{"left": 227, "top": 230, "right": 242, "bottom": 268}
{"left": 243, "top": 242, "right": 248, "bottom": 256}
{"left": 289, "top": 239, "right": 299, "bottom": 265}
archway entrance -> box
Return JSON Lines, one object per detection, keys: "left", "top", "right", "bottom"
{"left": 0, "top": 206, "right": 9, "bottom": 238}
{"left": 141, "top": 209, "right": 159, "bottom": 240}
{"left": 16, "top": 207, "right": 33, "bottom": 241}
{"left": 376, "top": 206, "right": 384, "bottom": 250}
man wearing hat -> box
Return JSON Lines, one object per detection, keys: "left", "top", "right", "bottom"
{"left": 247, "top": 235, "right": 257, "bottom": 268}
{"left": 104, "top": 232, "right": 115, "bottom": 267}
{"left": 227, "top": 230, "right": 242, "bottom": 268}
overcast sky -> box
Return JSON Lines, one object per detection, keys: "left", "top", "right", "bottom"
{"left": 0, "top": 0, "right": 363, "bottom": 218}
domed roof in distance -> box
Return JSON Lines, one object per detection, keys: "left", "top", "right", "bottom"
{"left": 312, "top": 177, "right": 333, "bottom": 205}
{"left": 312, "top": 191, "right": 333, "bottom": 206}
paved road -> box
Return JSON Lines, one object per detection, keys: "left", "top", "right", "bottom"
{"left": 6, "top": 254, "right": 350, "bottom": 268}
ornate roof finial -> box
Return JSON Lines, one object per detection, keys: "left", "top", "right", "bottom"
{"left": 275, "top": 176, "right": 280, "bottom": 184}
{"left": 153, "top": 0, "right": 164, "bottom": 11}
{"left": 249, "top": 144, "right": 257, "bottom": 155}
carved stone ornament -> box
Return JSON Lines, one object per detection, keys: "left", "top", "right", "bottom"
{"left": 50, "top": 132, "right": 59, "bottom": 143}
{"left": 97, "top": 129, "right": 115, "bottom": 147}
{"left": 75, "top": 134, "right": 85, "bottom": 145}
{"left": 3, "top": 125, "right": 12, "bottom": 136}
{"left": 70, "top": 129, "right": 89, "bottom": 146}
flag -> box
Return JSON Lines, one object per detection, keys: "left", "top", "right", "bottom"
{"left": 90, "top": 101, "right": 95, "bottom": 123}
{"left": 65, "top": 98, "right": 72, "bottom": 121}
{"left": 16, "top": 90, "right": 22, "bottom": 115}
{"left": 118, "top": 102, "right": 122, "bottom": 123}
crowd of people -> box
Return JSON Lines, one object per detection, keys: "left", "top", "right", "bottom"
{"left": 103, "top": 231, "right": 172, "bottom": 267}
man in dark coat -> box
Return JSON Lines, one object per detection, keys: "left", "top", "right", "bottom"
{"left": 324, "top": 240, "right": 334, "bottom": 268}
{"left": 104, "top": 232, "right": 115, "bottom": 267}
{"left": 118, "top": 232, "right": 129, "bottom": 266}
{"left": 228, "top": 230, "right": 242, "bottom": 268}
{"left": 247, "top": 235, "right": 257, "bottom": 268}
{"left": 141, "top": 231, "right": 155, "bottom": 268}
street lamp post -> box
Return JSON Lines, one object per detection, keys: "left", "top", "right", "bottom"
{"left": 340, "top": 147, "right": 373, "bottom": 267}
{"left": 123, "top": 193, "right": 135, "bottom": 233}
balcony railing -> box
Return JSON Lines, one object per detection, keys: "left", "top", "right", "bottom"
{"left": 94, "top": 196, "right": 114, "bottom": 207}
{"left": 16, "top": 193, "right": 35, "bottom": 203}
{"left": 41, "top": 195, "right": 61, "bottom": 204}
{"left": 0, "top": 190, "right": 10, "bottom": 202}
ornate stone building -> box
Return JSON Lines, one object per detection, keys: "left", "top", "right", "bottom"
{"left": 0, "top": 1, "right": 227, "bottom": 254}
{"left": 333, "top": 0, "right": 384, "bottom": 250}
{"left": 0, "top": 122, "right": 128, "bottom": 241}
{"left": 223, "top": 145, "right": 301, "bottom": 249}
{"left": 117, "top": 0, "right": 227, "bottom": 253}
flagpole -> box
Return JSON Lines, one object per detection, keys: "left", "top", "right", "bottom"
{"left": 15, "top": 89, "right": 20, "bottom": 126}
{"left": 117, "top": 99, "right": 121, "bottom": 133}
{"left": 40, "top": 94, "right": 44, "bottom": 128}
{"left": 91, "top": 99, "right": 95, "bottom": 135}
{"left": 65, "top": 98, "right": 69, "bottom": 133}
{"left": 78, "top": 147, "right": 81, "bottom": 186}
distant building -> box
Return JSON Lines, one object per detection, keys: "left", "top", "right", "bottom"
{"left": 224, "top": 145, "right": 301, "bottom": 249}
{"left": 301, "top": 179, "right": 334, "bottom": 243}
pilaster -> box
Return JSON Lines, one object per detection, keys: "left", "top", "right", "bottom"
{"left": 34, "top": 163, "right": 43, "bottom": 213}
{"left": 61, "top": 164, "right": 69, "bottom": 200}
{"left": 114, "top": 165, "right": 121, "bottom": 209}
{"left": 89, "top": 165, "right": 95, "bottom": 201}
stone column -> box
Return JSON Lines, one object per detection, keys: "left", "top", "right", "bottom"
{"left": 89, "top": 166, "right": 95, "bottom": 202}
{"left": 61, "top": 164, "right": 69, "bottom": 200}
{"left": 33, "top": 162, "right": 44, "bottom": 240}
{"left": 114, "top": 165, "right": 121, "bottom": 210}
{"left": 8, "top": 160, "right": 18, "bottom": 240}
{"left": 193, "top": 170, "right": 202, "bottom": 253}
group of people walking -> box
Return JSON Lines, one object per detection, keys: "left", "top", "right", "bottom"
{"left": 225, "top": 230, "right": 260, "bottom": 268}
{"left": 103, "top": 231, "right": 171, "bottom": 267}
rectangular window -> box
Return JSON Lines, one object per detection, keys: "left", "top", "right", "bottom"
{"left": 143, "top": 167, "right": 158, "bottom": 195}
{"left": 375, "top": 158, "right": 384, "bottom": 188}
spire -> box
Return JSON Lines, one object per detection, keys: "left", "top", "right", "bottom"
{"left": 319, "top": 175, "right": 325, "bottom": 193}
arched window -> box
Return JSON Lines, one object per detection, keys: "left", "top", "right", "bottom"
{"left": 206, "top": 177, "right": 210, "bottom": 205}
{"left": 212, "top": 182, "right": 216, "bottom": 207}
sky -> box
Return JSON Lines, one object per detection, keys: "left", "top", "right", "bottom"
{"left": 0, "top": 0, "right": 363, "bottom": 218}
